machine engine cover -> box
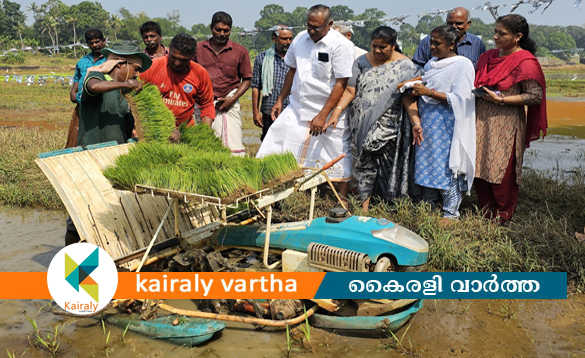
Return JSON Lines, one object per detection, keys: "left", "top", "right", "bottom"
{"left": 307, "top": 243, "right": 371, "bottom": 272}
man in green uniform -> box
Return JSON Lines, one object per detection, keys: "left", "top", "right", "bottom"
{"left": 66, "top": 41, "right": 152, "bottom": 245}
{"left": 77, "top": 41, "right": 152, "bottom": 147}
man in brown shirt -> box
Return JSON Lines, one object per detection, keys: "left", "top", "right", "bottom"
{"left": 197, "top": 11, "right": 252, "bottom": 156}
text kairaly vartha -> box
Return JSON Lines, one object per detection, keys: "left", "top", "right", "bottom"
{"left": 136, "top": 273, "right": 298, "bottom": 296}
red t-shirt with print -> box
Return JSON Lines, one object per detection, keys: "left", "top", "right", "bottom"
{"left": 140, "top": 56, "right": 215, "bottom": 126}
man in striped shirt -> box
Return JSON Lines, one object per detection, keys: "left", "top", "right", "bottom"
{"left": 412, "top": 7, "right": 486, "bottom": 69}
{"left": 251, "top": 25, "right": 293, "bottom": 141}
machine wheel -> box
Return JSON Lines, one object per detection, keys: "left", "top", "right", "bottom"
{"left": 374, "top": 257, "right": 394, "bottom": 272}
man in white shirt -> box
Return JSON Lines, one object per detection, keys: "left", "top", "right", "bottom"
{"left": 332, "top": 22, "right": 368, "bottom": 59}
{"left": 256, "top": 4, "right": 355, "bottom": 199}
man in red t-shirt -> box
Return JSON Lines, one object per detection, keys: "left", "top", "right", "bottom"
{"left": 140, "top": 34, "right": 215, "bottom": 141}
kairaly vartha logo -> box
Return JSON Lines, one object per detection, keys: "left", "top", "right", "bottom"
{"left": 47, "top": 243, "right": 118, "bottom": 315}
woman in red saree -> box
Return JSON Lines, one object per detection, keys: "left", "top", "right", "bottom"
{"left": 474, "top": 14, "right": 546, "bottom": 224}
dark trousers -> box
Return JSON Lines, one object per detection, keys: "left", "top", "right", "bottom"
{"left": 65, "top": 216, "right": 81, "bottom": 246}
{"left": 474, "top": 142, "right": 519, "bottom": 223}
{"left": 261, "top": 113, "right": 274, "bottom": 142}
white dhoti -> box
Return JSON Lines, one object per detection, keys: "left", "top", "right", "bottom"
{"left": 256, "top": 106, "right": 353, "bottom": 181}
{"left": 211, "top": 89, "right": 246, "bottom": 157}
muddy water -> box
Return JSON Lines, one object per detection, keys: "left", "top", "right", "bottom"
{"left": 1, "top": 208, "right": 585, "bottom": 357}
{"left": 547, "top": 98, "right": 585, "bottom": 139}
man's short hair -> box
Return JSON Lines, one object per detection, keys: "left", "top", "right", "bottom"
{"left": 307, "top": 4, "right": 332, "bottom": 24}
{"left": 140, "top": 21, "right": 162, "bottom": 36}
{"left": 170, "top": 33, "right": 197, "bottom": 57}
{"left": 272, "top": 25, "right": 292, "bottom": 38}
{"left": 85, "top": 29, "right": 104, "bottom": 42}
{"left": 447, "top": 8, "right": 471, "bottom": 21}
{"left": 332, "top": 22, "right": 353, "bottom": 36}
{"left": 211, "top": 11, "right": 233, "bottom": 28}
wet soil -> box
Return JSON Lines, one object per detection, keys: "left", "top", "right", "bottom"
{"left": 0, "top": 119, "right": 69, "bottom": 130}
{"left": 1, "top": 208, "right": 585, "bottom": 357}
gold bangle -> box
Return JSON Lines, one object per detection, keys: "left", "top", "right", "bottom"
{"left": 336, "top": 105, "right": 344, "bottom": 111}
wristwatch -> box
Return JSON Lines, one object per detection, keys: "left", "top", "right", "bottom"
{"left": 499, "top": 97, "right": 505, "bottom": 106}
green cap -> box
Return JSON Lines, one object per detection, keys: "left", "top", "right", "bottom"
{"left": 100, "top": 40, "right": 152, "bottom": 72}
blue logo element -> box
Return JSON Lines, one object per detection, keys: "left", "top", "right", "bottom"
{"left": 183, "top": 83, "right": 193, "bottom": 93}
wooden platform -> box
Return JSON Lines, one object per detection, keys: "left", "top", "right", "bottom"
{"left": 35, "top": 143, "right": 219, "bottom": 264}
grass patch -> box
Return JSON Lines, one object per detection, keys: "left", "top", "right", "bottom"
{"left": 0, "top": 127, "right": 65, "bottom": 210}
{"left": 0, "top": 53, "right": 77, "bottom": 69}
{"left": 0, "top": 83, "right": 72, "bottom": 124}
{"left": 546, "top": 79, "right": 585, "bottom": 97}
{"left": 272, "top": 168, "right": 585, "bottom": 288}
{"left": 240, "top": 89, "right": 257, "bottom": 131}
{"left": 543, "top": 64, "right": 585, "bottom": 75}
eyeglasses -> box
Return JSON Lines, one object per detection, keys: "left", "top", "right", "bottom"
{"left": 306, "top": 23, "right": 328, "bottom": 33}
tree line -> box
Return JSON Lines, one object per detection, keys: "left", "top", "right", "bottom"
{"left": 0, "top": 0, "right": 583, "bottom": 59}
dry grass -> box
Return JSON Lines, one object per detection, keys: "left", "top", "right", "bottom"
{"left": 0, "top": 127, "right": 66, "bottom": 209}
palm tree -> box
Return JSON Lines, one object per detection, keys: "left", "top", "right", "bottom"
{"left": 39, "top": 16, "right": 56, "bottom": 49}
{"left": 13, "top": 23, "right": 25, "bottom": 50}
{"left": 64, "top": 11, "right": 79, "bottom": 58}
{"left": 108, "top": 15, "right": 122, "bottom": 41}
{"left": 27, "top": 2, "right": 40, "bottom": 21}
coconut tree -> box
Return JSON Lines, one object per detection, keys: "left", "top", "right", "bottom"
{"left": 108, "top": 14, "right": 122, "bottom": 41}
{"left": 39, "top": 16, "right": 56, "bottom": 49}
{"left": 64, "top": 10, "right": 79, "bottom": 58}
{"left": 13, "top": 23, "right": 25, "bottom": 50}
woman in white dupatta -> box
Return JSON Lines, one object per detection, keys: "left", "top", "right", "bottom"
{"left": 410, "top": 25, "right": 476, "bottom": 220}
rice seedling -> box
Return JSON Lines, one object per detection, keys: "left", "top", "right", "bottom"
{"left": 5, "top": 348, "right": 28, "bottom": 358}
{"left": 178, "top": 123, "right": 230, "bottom": 153}
{"left": 299, "top": 305, "right": 315, "bottom": 353}
{"left": 122, "top": 322, "right": 131, "bottom": 344}
{"left": 103, "top": 126, "right": 301, "bottom": 198}
{"left": 260, "top": 153, "right": 300, "bottom": 183}
{"left": 24, "top": 313, "right": 64, "bottom": 358}
{"left": 127, "top": 83, "right": 176, "bottom": 142}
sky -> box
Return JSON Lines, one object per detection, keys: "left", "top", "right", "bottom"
{"left": 20, "top": 0, "right": 585, "bottom": 29}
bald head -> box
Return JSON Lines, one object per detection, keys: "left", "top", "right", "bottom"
{"left": 446, "top": 7, "right": 471, "bottom": 38}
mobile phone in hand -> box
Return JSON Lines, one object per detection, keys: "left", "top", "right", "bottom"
{"left": 472, "top": 86, "right": 500, "bottom": 97}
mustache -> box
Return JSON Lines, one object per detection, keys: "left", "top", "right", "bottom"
{"left": 146, "top": 41, "right": 156, "bottom": 45}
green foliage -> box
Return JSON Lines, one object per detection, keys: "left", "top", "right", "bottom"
{"left": 1, "top": 53, "right": 24, "bottom": 64}
{"left": 128, "top": 83, "right": 176, "bottom": 142}
{"left": 1, "top": 1, "right": 583, "bottom": 57}
{"left": 415, "top": 15, "right": 444, "bottom": 35}
{"left": 545, "top": 31, "right": 577, "bottom": 51}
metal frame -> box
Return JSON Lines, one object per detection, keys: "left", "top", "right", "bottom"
{"left": 134, "top": 173, "right": 328, "bottom": 270}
